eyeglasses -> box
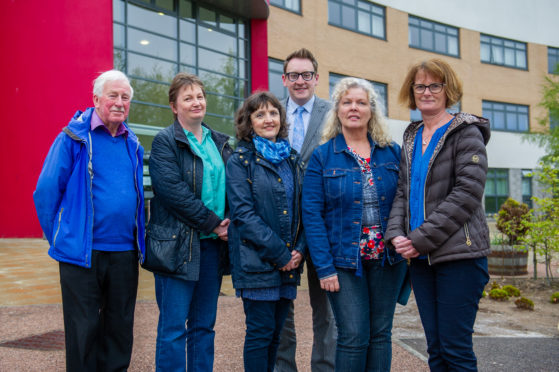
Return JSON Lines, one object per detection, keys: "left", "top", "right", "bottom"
{"left": 285, "top": 71, "right": 315, "bottom": 82}
{"left": 412, "top": 83, "right": 445, "bottom": 94}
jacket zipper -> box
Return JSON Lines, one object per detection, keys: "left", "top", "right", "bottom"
{"left": 53, "top": 208, "right": 64, "bottom": 248}
{"left": 132, "top": 140, "right": 143, "bottom": 262}
{"left": 464, "top": 222, "right": 472, "bottom": 246}
{"left": 87, "top": 132, "right": 94, "bottom": 267}
{"left": 189, "top": 154, "right": 195, "bottom": 262}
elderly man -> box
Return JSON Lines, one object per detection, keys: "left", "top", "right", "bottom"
{"left": 34, "top": 70, "right": 145, "bottom": 372}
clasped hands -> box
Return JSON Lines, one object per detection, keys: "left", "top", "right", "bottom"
{"left": 391, "top": 236, "right": 420, "bottom": 259}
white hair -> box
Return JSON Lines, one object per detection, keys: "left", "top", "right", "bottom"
{"left": 93, "top": 70, "right": 134, "bottom": 99}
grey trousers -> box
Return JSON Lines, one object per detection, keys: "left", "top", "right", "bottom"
{"left": 274, "top": 258, "right": 337, "bottom": 372}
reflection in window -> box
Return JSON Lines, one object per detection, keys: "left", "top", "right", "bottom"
{"left": 328, "top": 0, "right": 385, "bottom": 39}
{"left": 485, "top": 169, "right": 509, "bottom": 214}
{"left": 480, "top": 34, "right": 527, "bottom": 70}
{"left": 269, "top": 58, "right": 288, "bottom": 101}
{"left": 408, "top": 15, "right": 459, "bottom": 57}
{"left": 482, "top": 100, "right": 529, "bottom": 132}
{"left": 113, "top": 0, "right": 249, "bottom": 148}
{"left": 329, "top": 73, "right": 388, "bottom": 116}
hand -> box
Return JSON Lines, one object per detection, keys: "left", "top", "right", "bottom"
{"left": 213, "top": 218, "right": 230, "bottom": 241}
{"left": 290, "top": 251, "right": 303, "bottom": 269}
{"left": 279, "top": 251, "right": 301, "bottom": 272}
{"left": 320, "top": 275, "right": 340, "bottom": 292}
{"left": 391, "top": 236, "right": 420, "bottom": 259}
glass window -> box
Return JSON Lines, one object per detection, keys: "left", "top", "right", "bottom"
{"left": 329, "top": 73, "right": 388, "bottom": 116}
{"left": 269, "top": 0, "right": 300, "bottom": 13}
{"left": 480, "top": 34, "right": 527, "bottom": 70}
{"left": 408, "top": 15, "right": 459, "bottom": 57}
{"left": 521, "top": 169, "right": 533, "bottom": 209}
{"left": 485, "top": 169, "right": 509, "bottom": 214}
{"left": 328, "top": 0, "right": 385, "bottom": 40}
{"left": 482, "top": 100, "right": 530, "bottom": 132}
{"left": 548, "top": 46, "right": 559, "bottom": 74}
{"left": 113, "top": 0, "right": 249, "bottom": 153}
{"left": 269, "top": 58, "right": 288, "bottom": 101}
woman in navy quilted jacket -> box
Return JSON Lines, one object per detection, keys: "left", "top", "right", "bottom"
{"left": 226, "top": 91, "right": 304, "bottom": 372}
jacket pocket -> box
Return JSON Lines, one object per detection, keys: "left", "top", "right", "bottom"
{"left": 239, "top": 240, "right": 275, "bottom": 273}
{"left": 142, "top": 223, "right": 185, "bottom": 273}
{"left": 323, "top": 169, "right": 347, "bottom": 199}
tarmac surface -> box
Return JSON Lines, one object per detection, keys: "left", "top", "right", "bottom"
{"left": 0, "top": 239, "right": 557, "bottom": 371}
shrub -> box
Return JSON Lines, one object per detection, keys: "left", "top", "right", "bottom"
{"left": 482, "top": 290, "right": 487, "bottom": 298}
{"left": 551, "top": 292, "right": 559, "bottom": 304}
{"left": 502, "top": 285, "right": 521, "bottom": 297}
{"left": 496, "top": 198, "right": 530, "bottom": 245}
{"left": 515, "top": 297, "right": 534, "bottom": 310}
{"left": 489, "top": 288, "right": 509, "bottom": 301}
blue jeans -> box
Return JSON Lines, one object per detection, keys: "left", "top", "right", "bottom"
{"left": 327, "top": 260, "right": 407, "bottom": 372}
{"left": 410, "top": 257, "right": 489, "bottom": 372}
{"left": 242, "top": 297, "right": 291, "bottom": 372}
{"left": 154, "top": 239, "right": 222, "bottom": 372}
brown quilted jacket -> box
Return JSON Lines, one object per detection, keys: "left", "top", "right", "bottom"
{"left": 385, "top": 113, "right": 491, "bottom": 265}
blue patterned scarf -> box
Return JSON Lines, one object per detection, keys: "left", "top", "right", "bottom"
{"left": 252, "top": 136, "right": 292, "bottom": 164}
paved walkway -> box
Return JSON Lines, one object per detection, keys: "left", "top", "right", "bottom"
{"left": 1, "top": 239, "right": 557, "bottom": 371}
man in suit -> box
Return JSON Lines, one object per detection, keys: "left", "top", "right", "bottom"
{"left": 275, "top": 48, "right": 336, "bottom": 372}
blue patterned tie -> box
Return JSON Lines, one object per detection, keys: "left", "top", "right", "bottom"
{"left": 292, "top": 106, "right": 305, "bottom": 153}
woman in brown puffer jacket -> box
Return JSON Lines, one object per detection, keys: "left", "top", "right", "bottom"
{"left": 385, "top": 58, "right": 490, "bottom": 372}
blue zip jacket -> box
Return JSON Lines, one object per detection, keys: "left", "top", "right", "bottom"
{"left": 302, "top": 133, "right": 403, "bottom": 280}
{"left": 33, "top": 107, "right": 145, "bottom": 268}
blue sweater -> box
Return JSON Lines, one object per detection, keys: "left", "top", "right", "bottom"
{"left": 90, "top": 128, "right": 137, "bottom": 251}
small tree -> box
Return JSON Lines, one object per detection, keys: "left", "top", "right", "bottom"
{"left": 496, "top": 198, "right": 530, "bottom": 246}
{"left": 524, "top": 158, "right": 559, "bottom": 283}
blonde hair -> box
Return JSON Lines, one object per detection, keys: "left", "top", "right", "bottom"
{"left": 322, "top": 77, "right": 392, "bottom": 147}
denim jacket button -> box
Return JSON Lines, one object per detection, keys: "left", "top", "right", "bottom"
{"left": 286, "top": 242, "right": 291, "bottom": 247}
{"left": 283, "top": 210, "right": 288, "bottom": 215}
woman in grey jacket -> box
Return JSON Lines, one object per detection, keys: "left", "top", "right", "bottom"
{"left": 385, "top": 59, "right": 490, "bottom": 372}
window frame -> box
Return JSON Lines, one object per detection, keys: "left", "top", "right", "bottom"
{"left": 482, "top": 100, "right": 530, "bottom": 133}
{"left": 480, "top": 33, "right": 527, "bottom": 70}
{"left": 113, "top": 0, "right": 250, "bottom": 139}
{"left": 548, "top": 46, "right": 559, "bottom": 74}
{"left": 268, "top": 57, "right": 288, "bottom": 101}
{"left": 408, "top": 15, "right": 460, "bottom": 58}
{"left": 484, "top": 168, "right": 509, "bottom": 215}
{"left": 521, "top": 169, "right": 533, "bottom": 209}
{"left": 269, "top": 0, "right": 301, "bottom": 14}
{"left": 327, "top": 0, "right": 386, "bottom": 41}
{"left": 328, "top": 72, "right": 388, "bottom": 116}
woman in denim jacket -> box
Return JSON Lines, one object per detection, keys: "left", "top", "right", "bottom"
{"left": 302, "top": 78, "right": 408, "bottom": 372}
{"left": 227, "top": 92, "right": 305, "bottom": 372}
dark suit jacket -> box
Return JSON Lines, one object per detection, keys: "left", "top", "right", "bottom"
{"left": 282, "top": 96, "right": 332, "bottom": 168}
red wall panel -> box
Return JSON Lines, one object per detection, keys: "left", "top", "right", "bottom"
{"left": 250, "top": 19, "right": 269, "bottom": 92}
{"left": 0, "top": 0, "right": 114, "bottom": 236}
